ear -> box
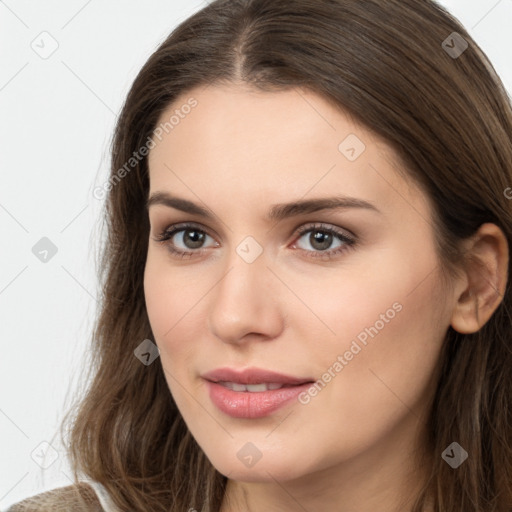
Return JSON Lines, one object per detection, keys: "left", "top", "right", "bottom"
{"left": 450, "top": 223, "right": 509, "bottom": 334}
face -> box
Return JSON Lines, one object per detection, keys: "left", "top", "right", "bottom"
{"left": 144, "top": 83, "right": 455, "bottom": 484}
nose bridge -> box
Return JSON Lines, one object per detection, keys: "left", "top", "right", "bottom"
{"left": 214, "top": 244, "right": 269, "bottom": 315}
{"left": 208, "top": 241, "right": 283, "bottom": 343}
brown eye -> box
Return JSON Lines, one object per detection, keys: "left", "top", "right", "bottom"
{"left": 153, "top": 223, "right": 218, "bottom": 258}
{"left": 292, "top": 223, "right": 356, "bottom": 261}
{"left": 295, "top": 226, "right": 353, "bottom": 252}
{"left": 179, "top": 229, "right": 206, "bottom": 249}
{"left": 307, "top": 231, "right": 334, "bottom": 251}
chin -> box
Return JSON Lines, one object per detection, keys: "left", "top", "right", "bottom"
{"left": 200, "top": 440, "right": 319, "bottom": 483}
{"left": 212, "top": 459, "right": 305, "bottom": 483}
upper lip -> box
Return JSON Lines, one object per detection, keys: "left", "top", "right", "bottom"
{"left": 201, "top": 367, "right": 314, "bottom": 385}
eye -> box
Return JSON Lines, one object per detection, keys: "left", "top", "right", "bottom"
{"left": 152, "top": 221, "right": 356, "bottom": 261}
{"left": 152, "top": 222, "right": 218, "bottom": 259}
{"left": 291, "top": 223, "right": 356, "bottom": 260}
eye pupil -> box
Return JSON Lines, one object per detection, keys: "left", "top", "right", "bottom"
{"left": 310, "top": 231, "right": 332, "bottom": 251}
{"left": 184, "top": 230, "right": 205, "bottom": 249}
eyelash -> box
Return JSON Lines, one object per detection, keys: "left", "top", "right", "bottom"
{"left": 152, "top": 222, "right": 356, "bottom": 261}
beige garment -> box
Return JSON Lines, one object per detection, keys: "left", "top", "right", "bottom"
{"left": 5, "top": 481, "right": 117, "bottom": 512}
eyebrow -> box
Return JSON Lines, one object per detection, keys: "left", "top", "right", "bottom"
{"left": 146, "top": 191, "right": 380, "bottom": 221}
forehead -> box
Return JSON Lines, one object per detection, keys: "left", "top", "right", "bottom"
{"left": 147, "top": 83, "right": 429, "bottom": 220}
{"left": 148, "top": 83, "right": 373, "bottom": 170}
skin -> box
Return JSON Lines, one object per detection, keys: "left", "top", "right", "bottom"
{"left": 144, "top": 82, "right": 508, "bottom": 512}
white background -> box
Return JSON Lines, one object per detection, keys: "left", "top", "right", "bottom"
{"left": 1, "top": 0, "right": 511, "bottom": 508}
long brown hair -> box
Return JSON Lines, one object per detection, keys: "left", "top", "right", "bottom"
{"left": 63, "top": 1, "right": 512, "bottom": 510}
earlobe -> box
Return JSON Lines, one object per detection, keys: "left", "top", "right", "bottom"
{"left": 450, "top": 223, "right": 509, "bottom": 334}
{"left": 450, "top": 288, "right": 481, "bottom": 334}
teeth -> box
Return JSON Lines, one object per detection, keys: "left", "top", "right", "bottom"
{"left": 246, "top": 383, "right": 268, "bottom": 392}
{"left": 219, "top": 382, "right": 285, "bottom": 392}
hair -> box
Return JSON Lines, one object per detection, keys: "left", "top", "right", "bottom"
{"left": 59, "top": 0, "right": 512, "bottom": 511}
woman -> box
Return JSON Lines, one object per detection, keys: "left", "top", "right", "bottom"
{"left": 9, "top": 0, "right": 512, "bottom": 510}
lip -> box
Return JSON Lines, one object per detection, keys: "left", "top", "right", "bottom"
{"left": 202, "top": 367, "right": 315, "bottom": 419}
{"left": 201, "top": 367, "right": 314, "bottom": 385}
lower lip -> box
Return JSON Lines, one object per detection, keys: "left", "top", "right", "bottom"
{"left": 205, "top": 380, "right": 313, "bottom": 419}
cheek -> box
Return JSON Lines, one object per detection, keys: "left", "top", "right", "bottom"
{"left": 143, "top": 251, "right": 211, "bottom": 366}
{"left": 143, "top": 256, "right": 204, "bottom": 420}
{"left": 279, "top": 239, "right": 445, "bottom": 356}
{"left": 144, "top": 253, "right": 178, "bottom": 339}
{"left": 145, "top": 248, "right": 193, "bottom": 328}
{"left": 329, "top": 290, "right": 445, "bottom": 456}
{"left": 291, "top": 250, "right": 449, "bottom": 442}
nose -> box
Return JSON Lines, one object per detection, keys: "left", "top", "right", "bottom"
{"left": 207, "top": 249, "right": 285, "bottom": 346}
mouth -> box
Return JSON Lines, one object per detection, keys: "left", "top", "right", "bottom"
{"left": 201, "top": 367, "right": 314, "bottom": 386}
{"left": 201, "top": 367, "right": 315, "bottom": 419}
{"left": 214, "top": 381, "right": 297, "bottom": 392}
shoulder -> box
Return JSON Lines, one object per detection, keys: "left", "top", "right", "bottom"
{"left": 5, "top": 482, "right": 104, "bottom": 512}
